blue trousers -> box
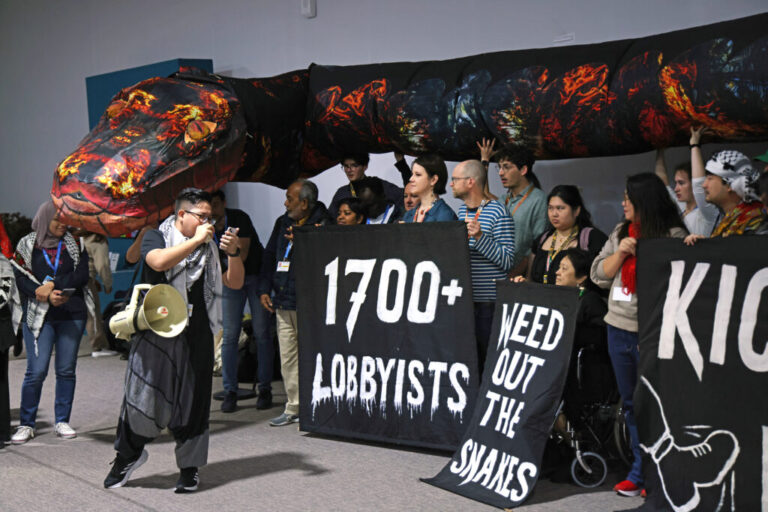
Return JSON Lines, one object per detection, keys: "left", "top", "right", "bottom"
{"left": 20, "top": 318, "right": 85, "bottom": 427}
{"left": 221, "top": 274, "right": 274, "bottom": 393}
{"left": 607, "top": 324, "right": 643, "bottom": 486}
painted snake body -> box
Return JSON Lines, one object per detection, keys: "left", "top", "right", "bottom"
{"left": 52, "top": 13, "right": 768, "bottom": 235}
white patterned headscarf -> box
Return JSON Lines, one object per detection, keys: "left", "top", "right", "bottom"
{"left": 705, "top": 150, "right": 761, "bottom": 202}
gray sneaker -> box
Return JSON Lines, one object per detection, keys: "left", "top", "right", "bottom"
{"left": 269, "top": 413, "right": 299, "bottom": 427}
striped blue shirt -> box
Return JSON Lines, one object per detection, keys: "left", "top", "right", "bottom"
{"left": 458, "top": 200, "right": 516, "bottom": 302}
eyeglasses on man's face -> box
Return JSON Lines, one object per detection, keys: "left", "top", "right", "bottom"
{"left": 184, "top": 210, "right": 211, "bottom": 224}
{"left": 451, "top": 176, "right": 471, "bottom": 183}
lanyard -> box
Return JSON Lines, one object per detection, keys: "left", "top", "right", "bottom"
{"left": 543, "top": 227, "right": 578, "bottom": 283}
{"left": 283, "top": 215, "right": 309, "bottom": 258}
{"left": 42, "top": 241, "right": 63, "bottom": 276}
{"left": 367, "top": 204, "right": 394, "bottom": 224}
{"left": 465, "top": 200, "right": 487, "bottom": 222}
{"left": 506, "top": 184, "right": 533, "bottom": 217}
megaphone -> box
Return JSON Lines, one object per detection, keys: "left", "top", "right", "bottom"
{"left": 109, "top": 284, "right": 188, "bottom": 340}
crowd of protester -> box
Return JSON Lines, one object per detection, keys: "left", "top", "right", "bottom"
{"left": 0, "top": 129, "right": 766, "bottom": 497}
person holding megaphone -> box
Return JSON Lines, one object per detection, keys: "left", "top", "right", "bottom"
{"left": 104, "top": 188, "right": 244, "bottom": 494}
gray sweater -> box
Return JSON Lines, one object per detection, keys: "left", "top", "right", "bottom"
{"left": 590, "top": 223, "right": 687, "bottom": 332}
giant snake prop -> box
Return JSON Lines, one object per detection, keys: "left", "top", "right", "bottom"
{"left": 51, "top": 13, "right": 768, "bottom": 236}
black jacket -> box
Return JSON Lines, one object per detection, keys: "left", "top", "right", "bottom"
{"left": 259, "top": 202, "right": 333, "bottom": 310}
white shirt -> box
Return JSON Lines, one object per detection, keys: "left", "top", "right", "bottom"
{"left": 667, "top": 177, "right": 718, "bottom": 236}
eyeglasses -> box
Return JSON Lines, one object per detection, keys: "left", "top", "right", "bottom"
{"left": 451, "top": 177, "right": 471, "bottom": 183}
{"left": 184, "top": 210, "right": 211, "bottom": 224}
{"left": 341, "top": 163, "right": 363, "bottom": 170}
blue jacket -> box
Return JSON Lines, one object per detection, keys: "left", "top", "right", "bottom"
{"left": 401, "top": 198, "right": 457, "bottom": 223}
{"left": 259, "top": 202, "right": 332, "bottom": 310}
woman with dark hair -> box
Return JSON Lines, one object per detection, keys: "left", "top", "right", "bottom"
{"left": 514, "top": 185, "right": 607, "bottom": 287}
{"left": 401, "top": 154, "right": 457, "bottom": 222}
{"left": 552, "top": 248, "right": 611, "bottom": 437}
{"left": 9, "top": 201, "right": 91, "bottom": 444}
{"left": 590, "top": 173, "right": 687, "bottom": 497}
{"left": 336, "top": 197, "right": 365, "bottom": 225}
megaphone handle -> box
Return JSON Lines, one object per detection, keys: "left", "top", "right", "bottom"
{"left": 130, "top": 284, "right": 152, "bottom": 309}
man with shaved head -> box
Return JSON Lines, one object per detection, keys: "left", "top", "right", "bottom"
{"left": 451, "top": 160, "right": 515, "bottom": 372}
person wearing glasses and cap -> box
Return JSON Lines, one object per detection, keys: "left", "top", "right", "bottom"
{"left": 328, "top": 152, "right": 412, "bottom": 219}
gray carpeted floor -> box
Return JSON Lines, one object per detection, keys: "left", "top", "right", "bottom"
{"left": 0, "top": 340, "right": 639, "bottom": 511}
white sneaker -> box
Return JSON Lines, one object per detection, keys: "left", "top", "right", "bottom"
{"left": 54, "top": 422, "right": 77, "bottom": 439}
{"left": 11, "top": 426, "right": 34, "bottom": 445}
{"left": 92, "top": 349, "right": 119, "bottom": 358}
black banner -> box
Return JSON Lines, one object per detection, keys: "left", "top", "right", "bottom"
{"left": 425, "top": 281, "right": 579, "bottom": 508}
{"left": 636, "top": 236, "right": 768, "bottom": 511}
{"left": 294, "top": 222, "right": 479, "bottom": 450}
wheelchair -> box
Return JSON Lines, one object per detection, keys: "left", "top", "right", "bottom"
{"left": 549, "top": 341, "right": 633, "bottom": 488}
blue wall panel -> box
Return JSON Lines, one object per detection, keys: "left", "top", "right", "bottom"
{"left": 85, "top": 58, "right": 213, "bottom": 129}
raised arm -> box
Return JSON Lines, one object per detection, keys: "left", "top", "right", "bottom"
{"left": 145, "top": 223, "right": 213, "bottom": 272}
{"left": 477, "top": 138, "right": 495, "bottom": 167}
{"left": 126, "top": 225, "right": 153, "bottom": 265}
{"left": 219, "top": 228, "right": 244, "bottom": 289}
{"left": 477, "top": 138, "right": 498, "bottom": 200}
{"left": 654, "top": 148, "right": 670, "bottom": 186}
{"left": 394, "top": 152, "right": 411, "bottom": 186}
{"left": 690, "top": 126, "right": 706, "bottom": 180}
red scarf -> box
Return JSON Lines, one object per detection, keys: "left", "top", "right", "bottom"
{"left": 620, "top": 222, "right": 640, "bottom": 295}
{"left": 0, "top": 218, "right": 11, "bottom": 259}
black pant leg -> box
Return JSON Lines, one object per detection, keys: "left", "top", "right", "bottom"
{"left": 0, "top": 349, "right": 9, "bottom": 443}
{"left": 114, "top": 413, "right": 154, "bottom": 459}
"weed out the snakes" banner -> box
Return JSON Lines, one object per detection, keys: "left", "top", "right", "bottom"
{"left": 425, "top": 281, "right": 579, "bottom": 507}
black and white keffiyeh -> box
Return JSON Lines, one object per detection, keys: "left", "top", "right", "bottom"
{"left": 0, "top": 254, "right": 19, "bottom": 323}
{"left": 705, "top": 150, "right": 761, "bottom": 202}
{"left": 158, "top": 216, "right": 222, "bottom": 336}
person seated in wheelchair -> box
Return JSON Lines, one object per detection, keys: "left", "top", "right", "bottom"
{"left": 552, "top": 248, "right": 614, "bottom": 436}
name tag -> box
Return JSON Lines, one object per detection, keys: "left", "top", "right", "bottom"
{"left": 612, "top": 286, "right": 633, "bottom": 302}
{"left": 277, "top": 261, "right": 291, "bottom": 272}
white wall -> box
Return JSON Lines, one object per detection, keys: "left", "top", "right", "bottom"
{"left": 1, "top": 1, "right": 766, "bottom": 239}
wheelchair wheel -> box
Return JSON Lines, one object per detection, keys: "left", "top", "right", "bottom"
{"left": 613, "top": 399, "right": 633, "bottom": 467}
{"left": 570, "top": 451, "right": 607, "bottom": 488}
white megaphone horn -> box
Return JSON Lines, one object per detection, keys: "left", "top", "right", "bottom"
{"left": 109, "top": 284, "right": 188, "bottom": 341}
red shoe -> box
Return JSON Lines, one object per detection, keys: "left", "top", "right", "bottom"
{"left": 613, "top": 480, "right": 642, "bottom": 497}
{"left": 641, "top": 489, "right": 647, "bottom": 499}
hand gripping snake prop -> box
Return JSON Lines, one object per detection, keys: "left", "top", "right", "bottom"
{"left": 52, "top": 13, "right": 768, "bottom": 236}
